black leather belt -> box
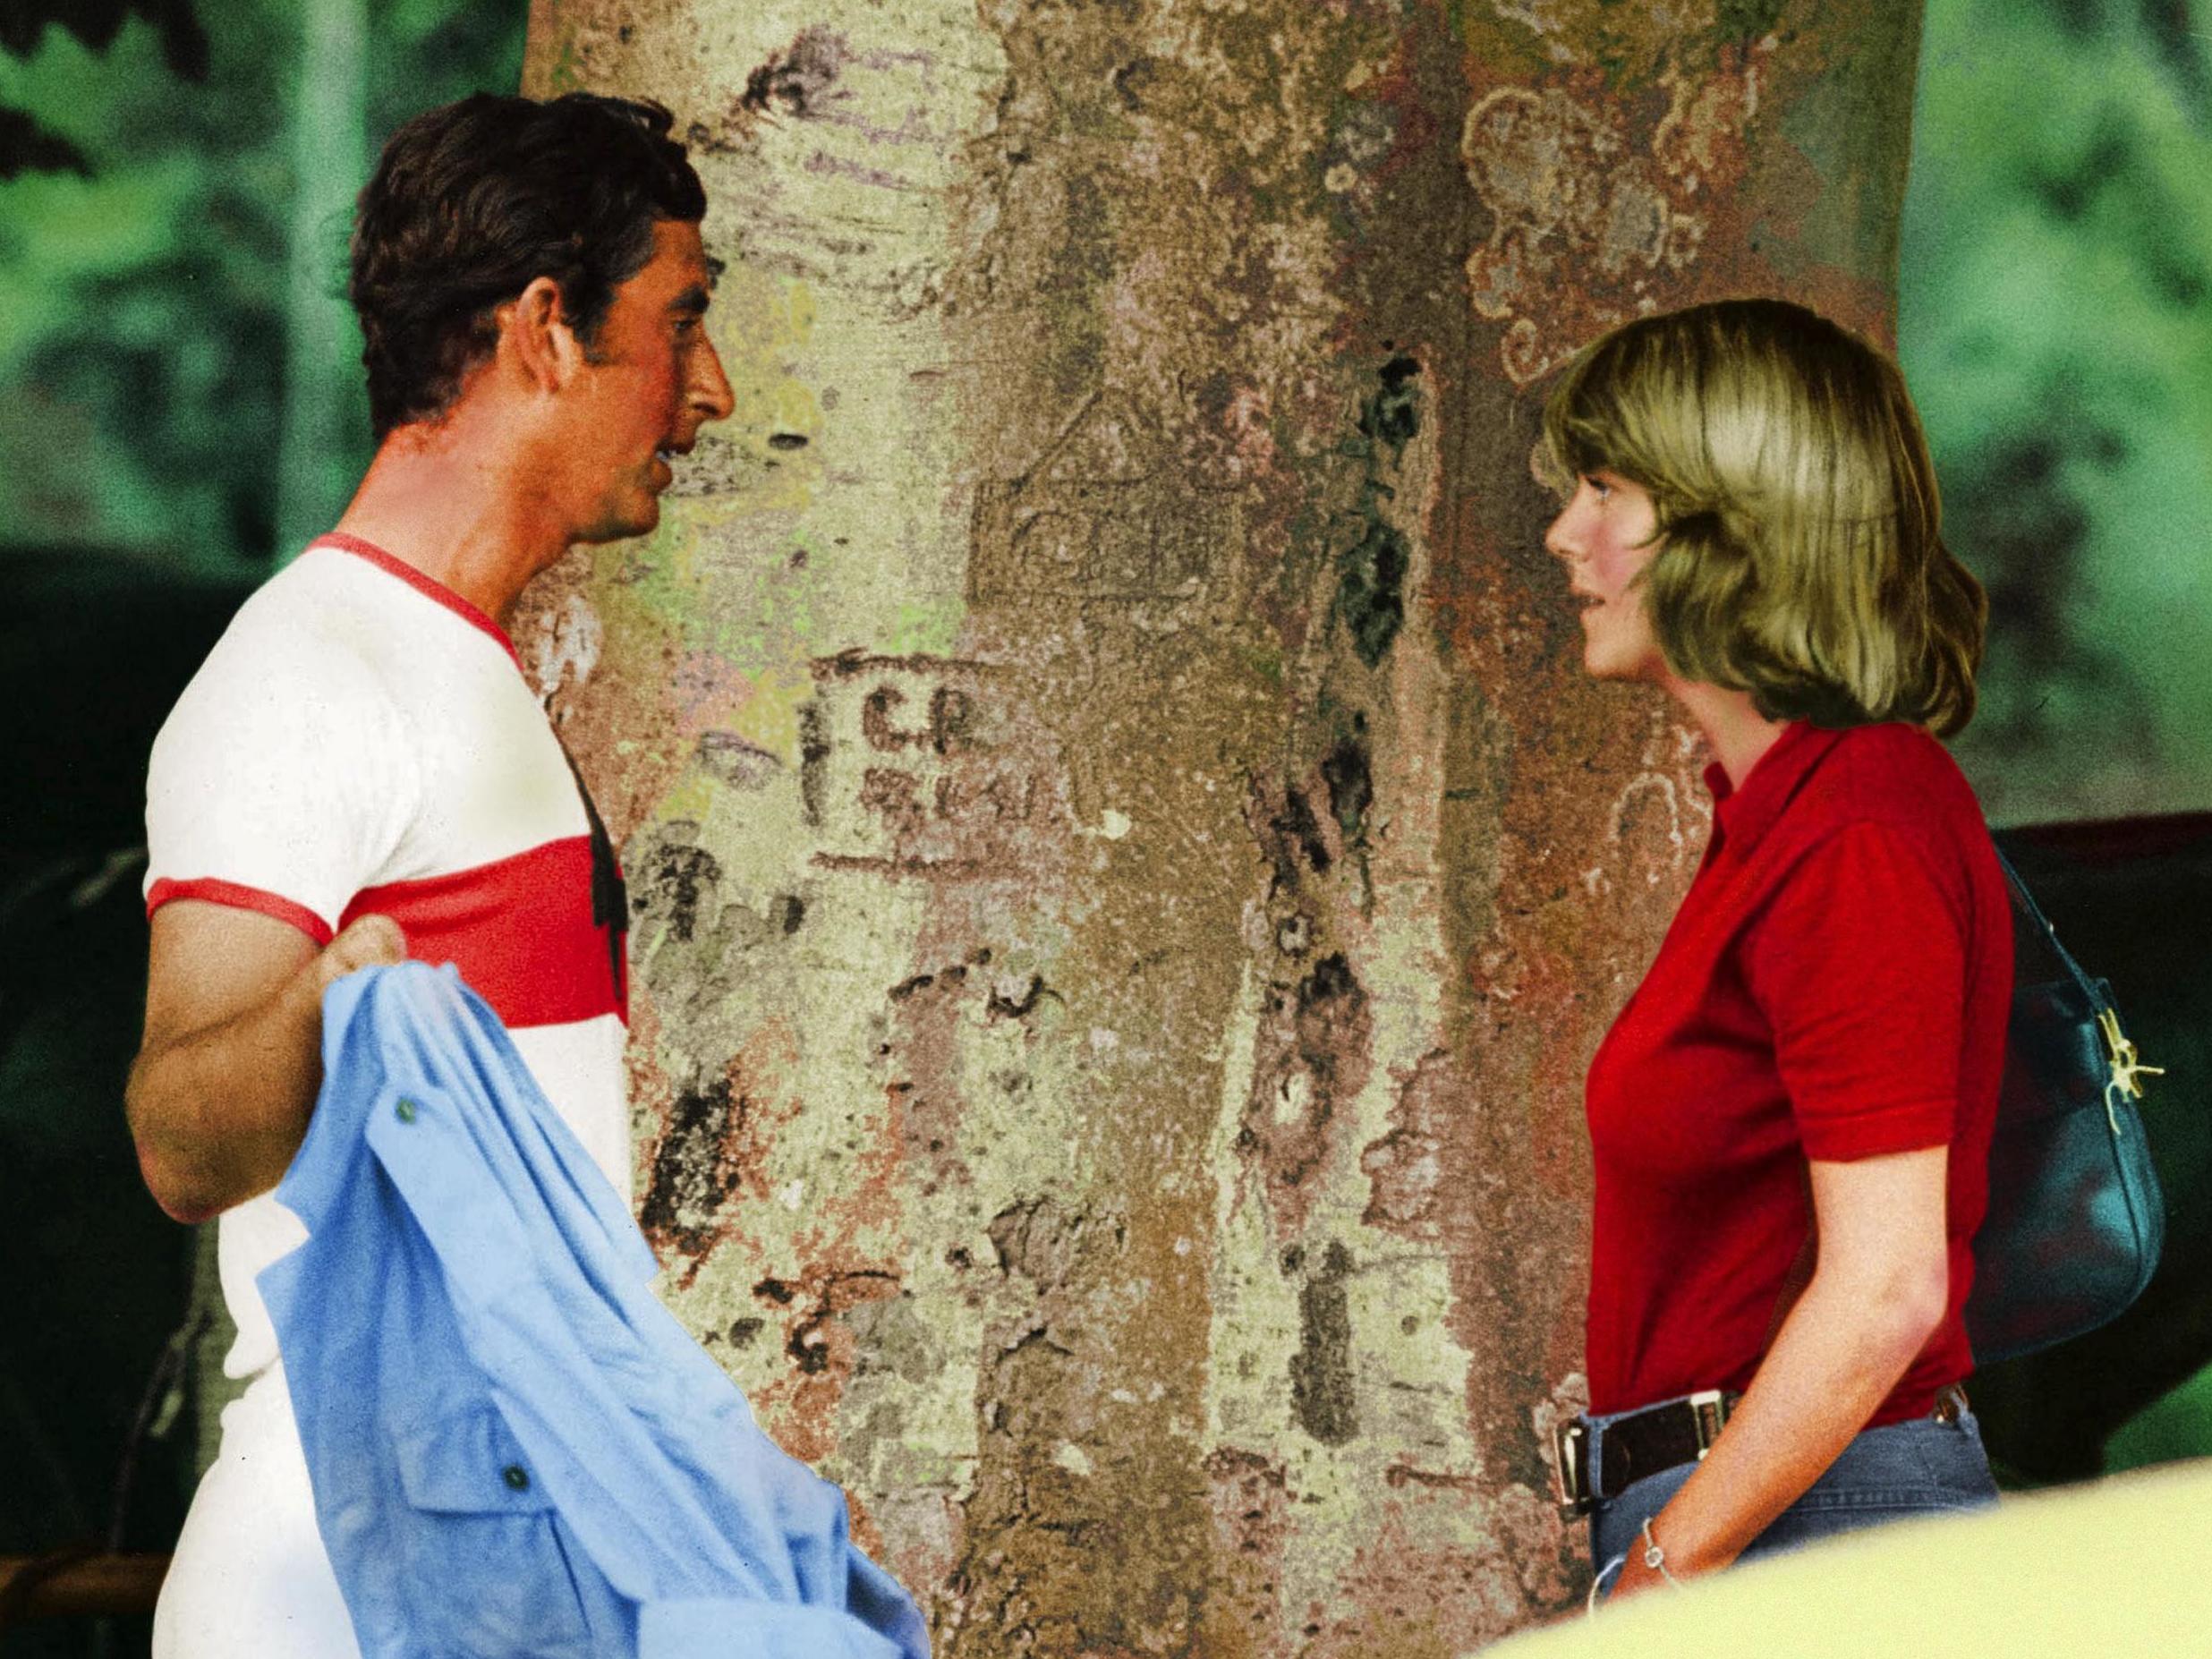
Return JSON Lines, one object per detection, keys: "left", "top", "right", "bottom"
{"left": 1552, "top": 1382, "right": 1970, "bottom": 1519}
{"left": 1553, "top": 1389, "right": 1736, "bottom": 1518}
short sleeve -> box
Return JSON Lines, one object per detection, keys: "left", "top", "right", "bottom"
{"left": 144, "top": 621, "right": 417, "bottom": 944}
{"left": 1744, "top": 821, "right": 1970, "bottom": 1161}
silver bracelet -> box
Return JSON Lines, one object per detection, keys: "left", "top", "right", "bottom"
{"left": 1639, "top": 1516, "right": 1686, "bottom": 1589}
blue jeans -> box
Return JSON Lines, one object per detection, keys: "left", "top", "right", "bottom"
{"left": 1587, "top": 1395, "right": 2000, "bottom": 1593}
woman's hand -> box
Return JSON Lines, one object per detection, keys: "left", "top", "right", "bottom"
{"left": 1606, "top": 1542, "right": 1674, "bottom": 1602}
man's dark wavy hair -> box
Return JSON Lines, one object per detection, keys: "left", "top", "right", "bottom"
{"left": 350, "top": 92, "right": 706, "bottom": 438}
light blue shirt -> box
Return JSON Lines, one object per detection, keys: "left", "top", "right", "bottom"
{"left": 259, "top": 961, "right": 930, "bottom": 1659}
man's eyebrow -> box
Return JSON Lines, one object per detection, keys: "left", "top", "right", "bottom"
{"left": 670, "top": 283, "right": 713, "bottom": 314}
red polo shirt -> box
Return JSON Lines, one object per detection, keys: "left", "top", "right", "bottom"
{"left": 1584, "top": 719, "right": 2012, "bottom": 1425}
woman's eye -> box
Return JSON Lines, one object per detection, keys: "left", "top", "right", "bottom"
{"left": 1584, "top": 475, "right": 1612, "bottom": 500}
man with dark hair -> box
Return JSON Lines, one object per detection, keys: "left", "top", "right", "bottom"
{"left": 350, "top": 91, "right": 714, "bottom": 440}
{"left": 130, "top": 91, "right": 733, "bottom": 1655}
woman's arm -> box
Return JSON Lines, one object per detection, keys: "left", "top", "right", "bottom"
{"left": 1608, "top": 1144, "right": 1951, "bottom": 1599}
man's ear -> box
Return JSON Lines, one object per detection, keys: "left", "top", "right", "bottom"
{"left": 499, "top": 276, "right": 583, "bottom": 393}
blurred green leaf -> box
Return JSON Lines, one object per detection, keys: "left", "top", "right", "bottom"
{"left": 0, "top": 0, "right": 523, "bottom": 567}
{"left": 1901, "top": 0, "right": 2212, "bottom": 825}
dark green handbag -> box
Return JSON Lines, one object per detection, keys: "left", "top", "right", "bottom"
{"left": 1964, "top": 847, "right": 2166, "bottom": 1365}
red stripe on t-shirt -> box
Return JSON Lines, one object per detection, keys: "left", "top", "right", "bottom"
{"left": 309, "top": 533, "right": 524, "bottom": 672}
{"left": 340, "top": 836, "right": 625, "bottom": 1029}
{"left": 147, "top": 878, "right": 336, "bottom": 947}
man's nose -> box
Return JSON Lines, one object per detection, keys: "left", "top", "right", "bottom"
{"left": 692, "top": 337, "right": 736, "bottom": 423}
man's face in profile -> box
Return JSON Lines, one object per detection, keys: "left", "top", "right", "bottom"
{"left": 557, "top": 218, "right": 732, "bottom": 545}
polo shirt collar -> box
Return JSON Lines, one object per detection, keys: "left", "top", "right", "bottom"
{"left": 1704, "top": 719, "right": 1848, "bottom": 855}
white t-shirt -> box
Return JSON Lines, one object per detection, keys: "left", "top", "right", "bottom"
{"left": 143, "top": 532, "right": 630, "bottom": 1381}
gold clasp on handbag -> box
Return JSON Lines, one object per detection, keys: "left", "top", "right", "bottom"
{"left": 2097, "top": 1007, "right": 2165, "bottom": 1131}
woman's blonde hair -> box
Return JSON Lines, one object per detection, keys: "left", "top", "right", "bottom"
{"left": 1540, "top": 298, "right": 1986, "bottom": 736}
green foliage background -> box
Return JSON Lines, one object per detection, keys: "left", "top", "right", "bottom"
{"left": 1902, "top": 0, "right": 2212, "bottom": 827}
{"left": 0, "top": 0, "right": 523, "bottom": 570}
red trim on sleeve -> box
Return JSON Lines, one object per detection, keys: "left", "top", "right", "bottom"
{"left": 340, "top": 836, "right": 626, "bottom": 1028}
{"left": 147, "top": 878, "right": 336, "bottom": 947}
{"left": 309, "top": 533, "right": 524, "bottom": 673}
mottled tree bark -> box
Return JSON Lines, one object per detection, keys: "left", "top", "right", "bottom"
{"left": 517, "top": 2, "right": 1921, "bottom": 1649}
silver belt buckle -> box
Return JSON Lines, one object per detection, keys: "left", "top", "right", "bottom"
{"left": 1688, "top": 1387, "right": 1731, "bottom": 1457}
{"left": 1551, "top": 1418, "right": 1592, "bottom": 1518}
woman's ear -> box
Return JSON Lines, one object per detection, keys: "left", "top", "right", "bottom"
{"left": 499, "top": 276, "right": 582, "bottom": 394}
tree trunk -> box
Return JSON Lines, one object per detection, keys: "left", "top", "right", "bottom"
{"left": 516, "top": 2, "right": 1922, "bottom": 1649}
{"left": 274, "top": 0, "right": 366, "bottom": 558}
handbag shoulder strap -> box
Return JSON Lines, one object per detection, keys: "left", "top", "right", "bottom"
{"left": 1991, "top": 840, "right": 2103, "bottom": 1008}
{"left": 1992, "top": 839, "right": 2165, "bottom": 1107}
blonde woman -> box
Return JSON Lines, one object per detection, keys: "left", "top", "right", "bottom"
{"left": 1541, "top": 299, "right": 2008, "bottom": 1601}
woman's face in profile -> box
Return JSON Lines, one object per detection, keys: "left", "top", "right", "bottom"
{"left": 1545, "top": 469, "right": 1666, "bottom": 684}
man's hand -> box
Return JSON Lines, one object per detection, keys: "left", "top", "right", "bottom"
{"left": 314, "top": 913, "right": 408, "bottom": 991}
{"left": 128, "top": 905, "right": 406, "bottom": 1222}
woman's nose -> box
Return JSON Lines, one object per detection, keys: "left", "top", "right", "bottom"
{"left": 1544, "top": 506, "right": 1577, "bottom": 564}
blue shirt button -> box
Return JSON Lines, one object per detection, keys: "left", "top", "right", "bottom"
{"left": 503, "top": 1464, "right": 531, "bottom": 1492}
{"left": 395, "top": 1099, "right": 418, "bottom": 1123}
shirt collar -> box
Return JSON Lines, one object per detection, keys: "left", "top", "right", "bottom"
{"left": 1704, "top": 719, "right": 1848, "bottom": 855}
{"left": 310, "top": 532, "right": 524, "bottom": 674}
